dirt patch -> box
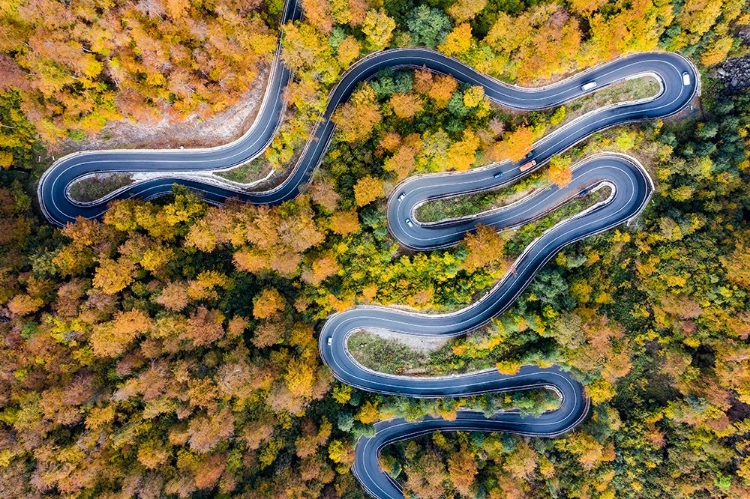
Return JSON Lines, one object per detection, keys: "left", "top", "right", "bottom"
{"left": 68, "top": 173, "right": 134, "bottom": 202}
{"left": 362, "top": 328, "right": 449, "bottom": 353}
{"left": 51, "top": 64, "right": 271, "bottom": 156}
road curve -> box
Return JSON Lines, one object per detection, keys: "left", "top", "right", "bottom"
{"left": 37, "top": 8, "right": 697, "bottom": 227}
{"left": 36, "top": 0, "right": 699, "bottom": 496}
{"left": 320, "top": 153, "right": 650, "bottom": 498}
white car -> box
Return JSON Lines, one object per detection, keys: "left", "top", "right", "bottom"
{"left": 327, "top": 338, "right": 332, "bottom": 346}
{"left": 682, "top": 72, "right": 691, "bottom": 86}
{"left": 397, "top": 192, "right": 406, "bottom": 201}
{"left": 405, "top": 218, "right": 413, "bottom": 227}
{"left": 581, "top": 81, "right": 597, "bottom": 91}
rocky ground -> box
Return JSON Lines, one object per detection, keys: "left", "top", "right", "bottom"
{"left": 716, "top": 26, "right": 750, "bottom": 94}
{"left": 717, "top": 56, "right": 750, "bottom": 93}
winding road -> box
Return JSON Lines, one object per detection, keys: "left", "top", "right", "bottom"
{"left": 36, "top": 0, "right": 699, "bottom": 496}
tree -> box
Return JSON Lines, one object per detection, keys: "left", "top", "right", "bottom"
{"left": 448, "top": 445, "right": 478, "bottom": 496}
{"left": 439, "top": 23, "right": 472, "bottom": 56}
{"left": 302, "top": 253, "right": 341, "bottom": 285}
{"left": 7, "top": 294, "right": 43, "bottom": 317}
{"left": 331, "top": 0, "right": 367, "bottom": 26}
{"left": 185, "top": 307, "right": 226, "bottom": 347}
{"left": 253, "top": 288, "right": 286, "bottom": 319}
{"left": 493, "top": 125, "right": 535, "bottom": 162}
{"left": 407, "top": 5, "right": 452, "bottom": 48}
{"left": 156, "top": 281, "right": 190, "bottom": 312}
{"left": 300, "top": 0, "right": 334, "bottom": 34}
{"left": 447, "top": 129, "right": 480, "bottom": 171}
{"left": 547, "top": 156, "right": 572, "bottom": 188}
{"left": 447, "top": 0, "right": 487, "bottom": 22}
{"left": 92, "top": 257, "right": 136, "bottom": 295}
{"left": 187, "top": 409, "right": 235, "bottom": 453}
{"left": 428, "top": 74, "right": 459, "bottom": 108}
{"left": 568, "top": 0, "right": 609, "bottom": 16}
{"left": 462, "top": 225, "right": 507, "bottom": 273}
{"left": 701, "top": 36, "right": 733, "bottom": 67}
{"left": 329, "top": 210, "right": 360, "bottom": 235}
{"left": 720, "top": 241, "right": 750, "bottom": 289}
{"left": 336, "top": 36, "right": 360, "bottom": 67}
{"left": 253, "top": 320, "right": 286, "bottom": 348}
{"left": 384, "top": 143, "right": 418, "bottom": 181}
{"left": 308, "top": 178, "right": 341, "bottom": 211}
{"left": 390, "top": 93, "right": 423, "bottom": 119}
{"left": 463, "top": 86, "right": 485, "bottom": 108}
{"left": 353, "top": 176, "right": 384, "bottom": 206}
{"left": 404, "top": 450, "right": 447, "bottom": 499}
{"left": 90, "top": 309, "right": 152, "bottom": 358}
{"left": 361, "top": 10, "right": 396, "bottom": 51}
{"left": 333, "top": 84, "right": 382, "bottom": 142}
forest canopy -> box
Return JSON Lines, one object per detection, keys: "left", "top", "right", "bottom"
{"left": 0, "top": 0, "right": 749, "bottom": 497}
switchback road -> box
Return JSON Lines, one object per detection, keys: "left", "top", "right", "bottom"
{"left": 36, "top": 0, "right": 699, "bottom": 496}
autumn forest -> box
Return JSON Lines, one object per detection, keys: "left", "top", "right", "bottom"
{"left": 1, "top": 0, "right": 750, "bottom": 497}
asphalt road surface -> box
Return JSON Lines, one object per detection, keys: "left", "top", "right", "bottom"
{"left": 36, "top": 0, "right": 699, "bottom": 496}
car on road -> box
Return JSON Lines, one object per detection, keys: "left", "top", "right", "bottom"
{"left": 520, "top": 160, "right": 537, "bottom": 172}
{"left": 493, "top": 171, "right": 504, "bottom": 179}
{"left": 581, "top": 81, "right": 597, "bottom": 91}
{"left": 405, "top": 218, "right": 413, "bottom": 227}
{"left": 327, "top": 338, "right": 332, "bottom": 346}
{"left": 397, "top": 192, "right": 406, "bottom": 201}
{"left": 682, "top": 72, "right": 691, "bottom": 86}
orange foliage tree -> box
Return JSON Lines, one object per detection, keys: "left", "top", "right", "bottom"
{"left": 492, "top": 125, "right": 535, "bottom": 162}
{"left": 462, "top": 224, "right": 507, "bottom": 273}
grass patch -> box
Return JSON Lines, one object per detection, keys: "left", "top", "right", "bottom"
{"left": 348, "top": 329, "right": 512, "bottom": 376}
{"left": 504, "top": 186, "right": 610, "bottom": 257}
{"left": 68, "top": 173, "right": 133, "bottom": 202}
{"left": 554, "top": 75, "right": 662, "bottom": 129}
{"left": 214, "top": 156, "right": 272, "bottom": 184}
{"left": 348, "top": 331, "right": 432, "bottom": 375}
{"left": 415, "top": 172, "right": 549, "bottom": 223}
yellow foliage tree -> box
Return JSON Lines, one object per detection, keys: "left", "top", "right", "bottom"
{"left": 447, "top": 129, "right": 480, "bottom": 171}
{"left": 463, "top": 86, "right": 485, "bottom": 108}
{"left": 333, "top": 84, "right": 382, "bottom": 142}
{"left": 447, "top": 0, "right": 487, "bottom": 23}
{"left": 361, "top": 10, "right": 396, "bottom": 50}
{"left": 390, "top": 92, "right": 423, "bottom": 119}
{"left": 353, "top": 175, "right": 384, "bottom": 206}
{"left": 439, "top": 23, "right": 472, "bottom": 56}
{"left": 462, "top": 224, "right": 506, "bottom": 273}
{"left": 547, "top": 156, "right": 573, "bottom": 188}
{"left": 253, "top": 288, "right": 286, "bottom": 319}
{"left": 493, "top": 125, "right": 535, "bottom": 162}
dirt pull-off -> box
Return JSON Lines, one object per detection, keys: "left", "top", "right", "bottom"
{"left": 53, "top": 65, "right": 270, "bottom": 156}
{"left": 362, "top": 328, "right": 449, "bottom": 353}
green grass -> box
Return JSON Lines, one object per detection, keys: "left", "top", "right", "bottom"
{"left": 557, "top": 75, "right": 661, "bottom": 127}
{"left": 348, "top": 330, "right": 507, "bottom": 376}
{"left": 415, "top": 173, "right": 549, "bottom": 223}
{"left": 347, "top": 331, "right": 431, "bottom": 375}
{"left": 68, "top": 174, "right": 133, "bottom": 202}
{"left": 214, "top": 156, "right": 271, "bottom": 184}
{"left": 504, "top": 186, "right": 610, "bottom": 257}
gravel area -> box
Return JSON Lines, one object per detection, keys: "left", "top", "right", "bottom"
{"left": 360, "top": 327, "right": 449, "bottom": 353}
